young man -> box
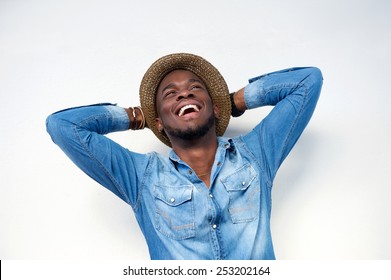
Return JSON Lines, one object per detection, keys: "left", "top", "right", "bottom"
{"left": 46, "top": 53, "right": 323, "bottom": 259}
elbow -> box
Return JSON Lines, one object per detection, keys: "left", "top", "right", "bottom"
{"left": 45, "top": 114, "right": 58, "bottom": 142}
{"left": 306, "top": 67, "right": 323, "bottom": 98}
{"left": 310, "top": 67, "right": 323, "bottom": 86}
{"left": 46, "top": 114, "right": 67, "bottom": 144}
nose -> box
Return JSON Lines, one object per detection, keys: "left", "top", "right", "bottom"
{"left": 176, "top": 89, "right": 194, "bottom": 101}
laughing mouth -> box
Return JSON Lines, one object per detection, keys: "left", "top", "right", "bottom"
{"left": 177, "top": 104, "right": 200, "bottom": 117}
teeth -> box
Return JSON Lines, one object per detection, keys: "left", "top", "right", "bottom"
{"left": 178, "top": 104, "right": 199, "bottom": 116}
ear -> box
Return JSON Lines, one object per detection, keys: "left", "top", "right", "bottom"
{"left": 155, "top": 117, "right": 164, "bottom": 132}
{"left": 213, "top": 104, "right": 220, "bottom": 119}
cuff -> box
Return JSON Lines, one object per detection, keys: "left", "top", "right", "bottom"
{"left": 244, "top": 78, "right": 267, "bottom": 109}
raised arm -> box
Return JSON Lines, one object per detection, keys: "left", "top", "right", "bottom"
{"left": 46, "top": 103, "right": 150, "bottom": 207}
{"left": 233, "top": 67, "right": 323, "bottom": 182}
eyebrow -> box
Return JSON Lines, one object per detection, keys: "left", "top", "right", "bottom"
{"left": 160, "top": 79, "right": 204, "bottom": 94}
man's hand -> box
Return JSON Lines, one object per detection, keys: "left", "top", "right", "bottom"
{"left": 230, "top": 88, "right": 246, "bottom": 117}
{"left": 126, "top": 106, "right": 148, "bottom": 130}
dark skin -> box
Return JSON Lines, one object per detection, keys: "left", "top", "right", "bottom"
{"left": 153, "top": 70, "right": 246, "bottom": 187}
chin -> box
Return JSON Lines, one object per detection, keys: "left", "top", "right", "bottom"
{"left": 166, "top": 115, "right": 215, "bottom": 140}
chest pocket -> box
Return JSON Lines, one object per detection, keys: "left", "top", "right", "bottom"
{"left": 221, "top": 164, "right": 260, "bottom": 223}
{"left": 154, "top": 185, "right": 195, "bottom": 240}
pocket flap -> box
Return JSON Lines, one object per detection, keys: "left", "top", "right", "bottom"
{"left": 221, "top": 164, "right": 257, "bottom": 191}
{"left": 154, "top": 185, "right": 193, "bottom": 207}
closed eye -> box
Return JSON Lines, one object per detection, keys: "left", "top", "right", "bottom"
{"left": 163, "top": 90, "right": 176, "bottom": 97}
{"left": 189, "top": 83, "right": 204, "bottom": 91}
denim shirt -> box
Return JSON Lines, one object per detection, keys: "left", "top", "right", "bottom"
{"left": 46, "top": 67, "right": 323, "bottom": 259}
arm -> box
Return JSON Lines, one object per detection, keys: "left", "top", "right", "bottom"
{"left": 46, "top": 103, "right": 150, "bottom": 207}
{"left": 234, "top": 67, "right": 323, "bottom": 182}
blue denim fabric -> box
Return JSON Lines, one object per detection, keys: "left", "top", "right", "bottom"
{"left": 46, "top": 67, "right": 323, "bottom": 259}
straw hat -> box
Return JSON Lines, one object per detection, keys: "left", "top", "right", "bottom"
{"left": 139, "top": 53, "right": 231, "bottom": 147}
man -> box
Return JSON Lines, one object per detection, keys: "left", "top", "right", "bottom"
{"left": 46, "top": 53, "right": 323, "bottom": 259}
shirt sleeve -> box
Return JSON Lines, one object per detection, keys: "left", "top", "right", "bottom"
{"left": 45, "top": 103, "right": 150, "bottom": 207}
{"left": 243, "top": 67, "right": 323, "bottom": 184}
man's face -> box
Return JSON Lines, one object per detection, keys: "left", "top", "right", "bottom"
{"left": 155, "top": 70, "right": 219, "bottom": 141}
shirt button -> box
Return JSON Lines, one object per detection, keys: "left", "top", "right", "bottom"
{"left": 217, "top": 162, "right": 221, "bottom": 166}
{"left": 188, "top": 170, "right": 193, "bottom": 175}
{"left": 224, "top": 143, "right": 230, "bottom": 148}
{"left": 212, "top": 224, "right": 217, "bottom": 229}
{"left": 242, "top": 181, "right": 246, "bottom": 186}
{"left": 170, "top": 198, "right": 175, "bottom": 203}
{"left": 209, "top": 194, "right": 213, "bottom": 198}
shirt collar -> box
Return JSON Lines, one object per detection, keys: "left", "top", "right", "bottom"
{"left": 168, "top": 137, "right": 233, "bottom": 164}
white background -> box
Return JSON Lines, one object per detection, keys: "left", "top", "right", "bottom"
{"left": 1, "top": 0, "right": 390, "bottom": 260}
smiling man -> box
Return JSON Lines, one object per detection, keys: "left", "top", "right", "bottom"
{"left": 156, "top": 70, "right": 218, "bottom": 143}
{"left": 46, "top": 53, "right": 323, "bottom": 259}
{"left": 154, "top": 69, "right": 221, "bottom": 187}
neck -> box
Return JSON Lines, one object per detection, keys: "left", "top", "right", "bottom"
{"left": 171, "top": 131, "right": 218, "bottom": 186}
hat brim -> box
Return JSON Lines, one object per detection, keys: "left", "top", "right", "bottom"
{"left": 139, "top": 53, "right": 231, "bottom": 147}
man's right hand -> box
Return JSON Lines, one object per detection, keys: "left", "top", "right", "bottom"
{"left": 126, "top": 106, "right": 147, "bottom": 130}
